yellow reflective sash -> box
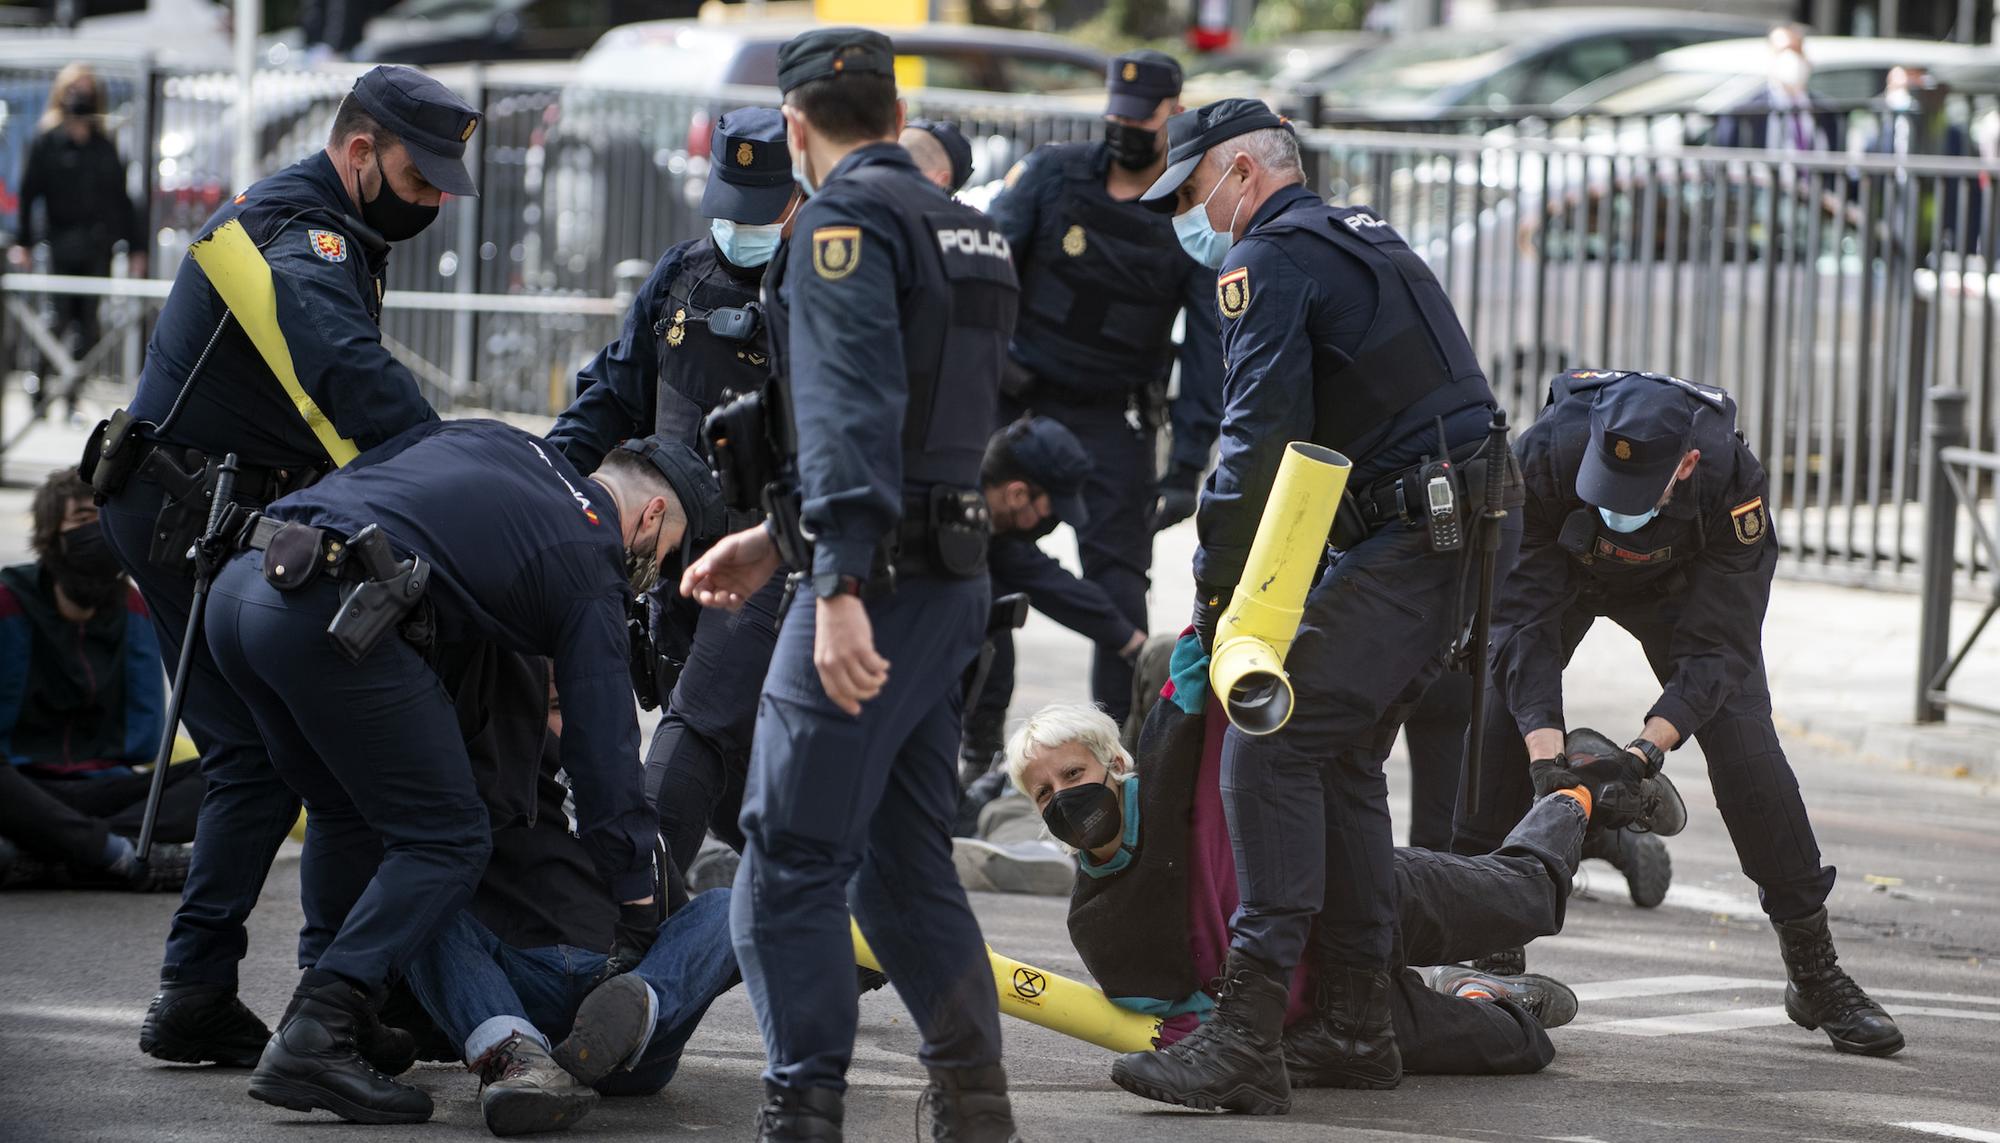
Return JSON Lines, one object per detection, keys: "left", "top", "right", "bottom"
{"left": 188, "top": 219, "right": 360, "bottom": 467}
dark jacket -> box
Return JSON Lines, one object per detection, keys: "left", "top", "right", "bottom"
{"left": 13, "top": 125, "right": 143, "bottom": 266}
{"left": 0, "top": 564, "right": 163, "bottom": 778}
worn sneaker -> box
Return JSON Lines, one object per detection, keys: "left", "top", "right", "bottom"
{"left": 552, "top": 972, "right": 655, "bottom": 1086}
{"left": 685, "top": 844, "right": 740, "bottom": 895}
{"left": 1468, "top": 946, "right": 1526, "bottom": 977}
{"left": 1429, "top": 966, "right": 1579, "bottom": 1029}
{"left": 1583, "top": 827, "right": 1673, "bottom": 908}
{"left": 475, "top": 1032, "right": 598, "bottom": 1136}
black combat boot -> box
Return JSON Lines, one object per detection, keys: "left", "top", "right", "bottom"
{"left": 1773, "top": 907, "right": 1904, "bottom": 1057}
{"left": 247, "top": 978, "right": 433, "bottom": 1124}
{"left": 1112, "top": 949, "right": 1291, "bottom": 1114}
{"left": 1279, "top": 962, "right": 1401, "bottom": 1090}
{"left": 1428, "top": 966, "right": 1579, "bottom": 1028}
{"left": 278, "top": 978, "right": 418, "bottom": 1076}
{"left": 140, "top": 982, "right": 273, "bottom": 1067}
{"left": 1583, "top": 827, "right": 1672, "bottom": 908}
{"left": 755, "top": 1082, "right": 844, "bottom": 1142}
{"left": 921, "top": 1065, "right": 1019, "bottom": 1142}
{"left": 475, "top": 1032, "right": 598, "bottom": 1137}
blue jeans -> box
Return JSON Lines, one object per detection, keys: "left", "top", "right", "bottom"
{"left": 404, "top": 891, "right": 740, "bottom": 1096}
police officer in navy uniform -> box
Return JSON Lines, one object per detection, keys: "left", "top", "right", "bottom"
{"left": 987, "top": 49, "right": 1222, "bottom": 726}
{"left": 85, "top": 65, "right": 479, "bottom": 1071}
{"left": 680, "top": 29, "right": 1021, "bottom": 1142}
{"left": 205, "top": 420, "right": 711, "bottom": 1123}
{"left": 1452, "top": 368, "right": 1904, "bottom": 1058}
{"left": 547, "top": 107, "right": 800, "bottom": 886}
{"left": 1108, "top": 99, "right": 1523, "bottom": 1113}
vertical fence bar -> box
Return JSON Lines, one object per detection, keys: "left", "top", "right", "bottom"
{"left": 1916, "top": 386, "right": 1967, "bottom": 722}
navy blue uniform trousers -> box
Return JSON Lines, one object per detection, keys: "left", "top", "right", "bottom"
{"left": 204, "top": 554, "right": 490, "bottom": 994}
{"left": 100, "top": 473, "right": 307, "bottom": 986}
{"left": 1451, "top": 587, "right": 1834, "bottom": 923}
{"left": 734, "top": 576, "right": 1001, "bottom": 1092}
{"left": 1002, "top": 395, "right": 1152, "bottom": 723}
{"left": 1225, "top": 518, "right": 1519, "bottom": 970}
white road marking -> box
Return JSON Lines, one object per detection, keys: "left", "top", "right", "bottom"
{"left": 1570, "top": 975, "right": 1768, "bottom": 1002}
{"left": 1575, "top": 1005, "right": 1792, "bottom": 1037}
{"left": 1893, "top": 1123, "right": 2000, "bottom": 1143}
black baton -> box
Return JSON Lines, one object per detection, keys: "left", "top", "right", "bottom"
{"left": 136, "top": 453, "right": 240, "bottom": 862}
{"left": 1464, "top": 411, "right": 1510, "bottom": 816}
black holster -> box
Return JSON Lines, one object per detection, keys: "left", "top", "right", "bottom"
{"left": 326, "top": 524, "right": 430, "bottom": 664}
{"left": 80, "top": 408, "right": 148, "bottom": 502}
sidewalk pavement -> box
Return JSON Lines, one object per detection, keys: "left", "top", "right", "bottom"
{"left": 7, "top": 384, "right": 1998, "bottom": 784}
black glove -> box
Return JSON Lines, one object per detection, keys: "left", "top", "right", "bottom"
{"left": 1192, "top": 581, "right": 1233, "bottom": 655}
{"left": 601, "top": 899, "right": 662, "bottom": 979}
{"left": 1151, "top": 464, "right": 1204, "bottom": 533}
{"left": 1529, "top": 754, "right": 1582, "bottom": 798}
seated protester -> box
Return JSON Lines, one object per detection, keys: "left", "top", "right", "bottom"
{"left": 0, "top": 466, "right": 195, "bottom": 891}
{"left": 405, "top": 653, "right": 741, "bottom": 1138}
{"left": 1004, "top": 679, "right": 1677, "bottom": 1079}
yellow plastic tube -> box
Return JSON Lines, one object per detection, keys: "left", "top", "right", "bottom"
{"left": 850, "top": 920, "right": 1160, "bottom": 1054}
{"left": 1209, "top": 442, "right": 1353, "bottom": 736}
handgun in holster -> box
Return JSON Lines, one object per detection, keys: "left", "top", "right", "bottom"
{"left": 961, "top": 592, "right": 1030, "bottom": 707}
{"left": 327, "top": 524, "right": 430, "bottom": 665}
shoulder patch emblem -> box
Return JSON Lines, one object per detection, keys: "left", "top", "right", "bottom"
{"left": 1062, "top": 224, "right": 1086, "bottom": 257}
{"left": 307, "top": 229, "right": 347, "bottom": 263}
{"left": 1218, "top": 266, "right": 1250, "bottom": 319}
{"left": 812, "top": 226, "right": 862, "bottom": 280}
{"left": 1731, "top": 497, "right": 1766, "bottom": 545}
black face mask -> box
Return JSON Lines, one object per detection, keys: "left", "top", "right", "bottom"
{"left": 361, "top": 156, "right": 440, "bottom": 243}
{"left": 50, "top": 521, "right": 125, "bottom": 611}
{"left": 1103, "top": 121, "right": 1160, "bottom": 171}
{"left": 1042, "top": 779, "right": 1122, "bottom": 851}
{"left": 63, "top": 91, "right": 96, "bottom": 118}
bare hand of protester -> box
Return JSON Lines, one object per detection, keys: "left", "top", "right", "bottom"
{"left": 681, "top": 525, "right": 781, "bottom": 610}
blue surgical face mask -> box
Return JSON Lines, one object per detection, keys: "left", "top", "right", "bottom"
{"left": 1172, "top": 168, "right": 1242, "bottom": 270}
{"left": 1599, "top": 505, "right": 1660, "bottom": 533}
{"left": 711, "top": 217, "right": 784, "bottom": 269}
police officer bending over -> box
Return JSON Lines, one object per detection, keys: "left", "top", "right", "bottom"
{"left": 1453, "top": 369, "right": 1903, "bottom": 1058}
{"left": 681, "top": 28, "right": 1021, "bottom": 1142}
{"left": 547, "top": 107, "right": 800, "bottom": 891}
{"left": 987, "top": 49, "right": 1222, "bottom": 728}
{"left": 1111, "top": 99, "right": 1525, "bottom": 1114}
{"left": 202, "top": 420, "right": 712, "bottom": 1124}
{"left": 82, "top": 65, "right": 477, "bottom": 1072}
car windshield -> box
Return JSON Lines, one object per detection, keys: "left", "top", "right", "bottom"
{"left": 1311, "top": 32, "right": 1515, "bottom": 105}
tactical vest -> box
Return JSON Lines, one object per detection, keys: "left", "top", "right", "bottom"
{"left": 1259, "top": 205, "right": 1492, "bottom": 459}
{"left": 1012, "top": 144, "right": 1194, "bottom": 399}
{"left": 767, "top": 163, "right": 1017, "bottom": 490}
{"left": 1068, "top": 698, "right": 1202, "bottom": 1009}
{"left": 652, "top": 238, "right": 770, "bottom": 446}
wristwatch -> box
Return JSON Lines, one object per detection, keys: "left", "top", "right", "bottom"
{"left": 1625, "top": 737, "right": 1666, "bottom": 773}
{"left": 812, "top": 573, "right": 863, "bottom": 600}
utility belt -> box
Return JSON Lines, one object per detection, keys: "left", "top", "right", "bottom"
{"left": 1003, "top": 364, "right": 1168, "bottom": 431}
{"left": 1337, "top": 435, "right": 1524, "bottom": 550}
{"left": 858, "top": 486, "right": 992, "bottom": 596}
{"left": 232, "top": 512, "right": 432, "bottom": 665}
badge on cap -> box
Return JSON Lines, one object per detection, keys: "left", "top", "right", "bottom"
{"left": 1218, "top": 267, "right": 1249, "bottom": 319}
{"left": 1122, "top": 61, "right": 1138, "bottom": 81}
{"left": 461, "top": 117, "right": 478, "bottom": 143}
{"left": 308, "top": 229, "right": 347, "bottom": 263}
{"left": 1062, "top": 225, "right": 1086, "bottom": 257}
{"left": 812, "top": 226, "right": 862, "bottom": 280}
{"left": 737, "top": 141, "right": 755, "bottom": 167}
{"left": 1731, "top": 497, "right": 1766, "bottom": 545}
{"left": 1614, "top": 439, "right": 1633, "bottom": 461}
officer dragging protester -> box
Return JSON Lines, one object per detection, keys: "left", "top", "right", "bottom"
{"left": 1108, "top": 98, "right": 1549, "bottom": 1114}
{"left": 201, "top": 419, "right": 719, "bottom": 1123}
{"left": 679, "top": 27, "right": 1022, "bottom": 1143}
{"left": 77, "top": 64, "right": 478, "bottom": 1071}
{"left": 986, "top": 48, "right": 1222, "bottom": 731}
{"left": 1452, "top": 368, "right": 1904, "bottom": 1058}
{"left": 547, "top": 106, "right": 801, "bottom": 889}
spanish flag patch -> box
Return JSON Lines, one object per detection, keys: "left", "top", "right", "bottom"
{"left": 1730, "top": 497, "right": 1766, "bottom": 545}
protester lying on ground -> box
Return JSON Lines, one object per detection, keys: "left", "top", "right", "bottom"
{"left": 1004, "top": 674, "right": 1678, "bottom": 1080}
{"left": 0, "top": 466, "right": 193, "bottom": 892}
{"left": 404, "top": 652, "right": 740, "bottom": 1138}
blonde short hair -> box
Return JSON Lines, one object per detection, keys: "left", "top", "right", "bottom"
{"left": 1002, "top": 703, "right": 1134, "bottom": 798}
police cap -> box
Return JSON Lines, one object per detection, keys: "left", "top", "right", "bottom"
{"left": 1106, "top": 50, "right": 1183, "bottom": 120}
{"left": 618, "top": 436, "right": 727, "bottom": 559}
{"left": 1576, "top": 376, "right": 1698, "bottom": 515}
{"left": 906, "top": 117, "right": 974, "bottom": 194}
{"left": 704, "top": 107, "right": 794, "bottom": 225}
{"left": 1140, "top": 98, "right": 1287, "bottom": 210}
{"left": 997, "top": 416, "right": 1091, "bottom": 529}
{"left": 777, "top": 27, "right": 897, "bottom": 95}
{"left": 349, "top": 65, "right": 480, "bottom": 198}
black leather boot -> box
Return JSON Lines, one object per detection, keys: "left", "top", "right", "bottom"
{"left": 140, "top": 982, "right": 272, "bottom": 1067}
{"left": 1111, "top": 949, "right": 1291, "bottom": 1114}
{"left": 247, "top": 979, "right": 433, "bottom": 1124}
{"left": 756, "top": 1082, "right": 844, "bottom": 1142}
{"left": 921, "top": 1064, "right": 1019, "bottom": 1142}
{"left": 1773, "top": 907, "right": 1904, "bottom": 1056}
{"left": 279, "top": 978, "right": 418, "bottom": 1076}
{"left": 1583, "top": 826, "right": 1672, "bottom": 908}
{"left": 1279, "top": 962, "right": 1401, "bottom": 1090}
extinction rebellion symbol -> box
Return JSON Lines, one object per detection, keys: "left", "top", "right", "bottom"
{"left": 1011, "top": 967, "right": 1047, "bottom": 1001}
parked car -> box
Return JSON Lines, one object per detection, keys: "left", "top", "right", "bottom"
{"left": 1180, "top": 32, "right": 1380, "bottom": 108}
{"left": 354, "top": 0, "right": 676, "bottom": 65}
{"left": 1302, "top": 7, "right": 1769, "bottom": 121}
